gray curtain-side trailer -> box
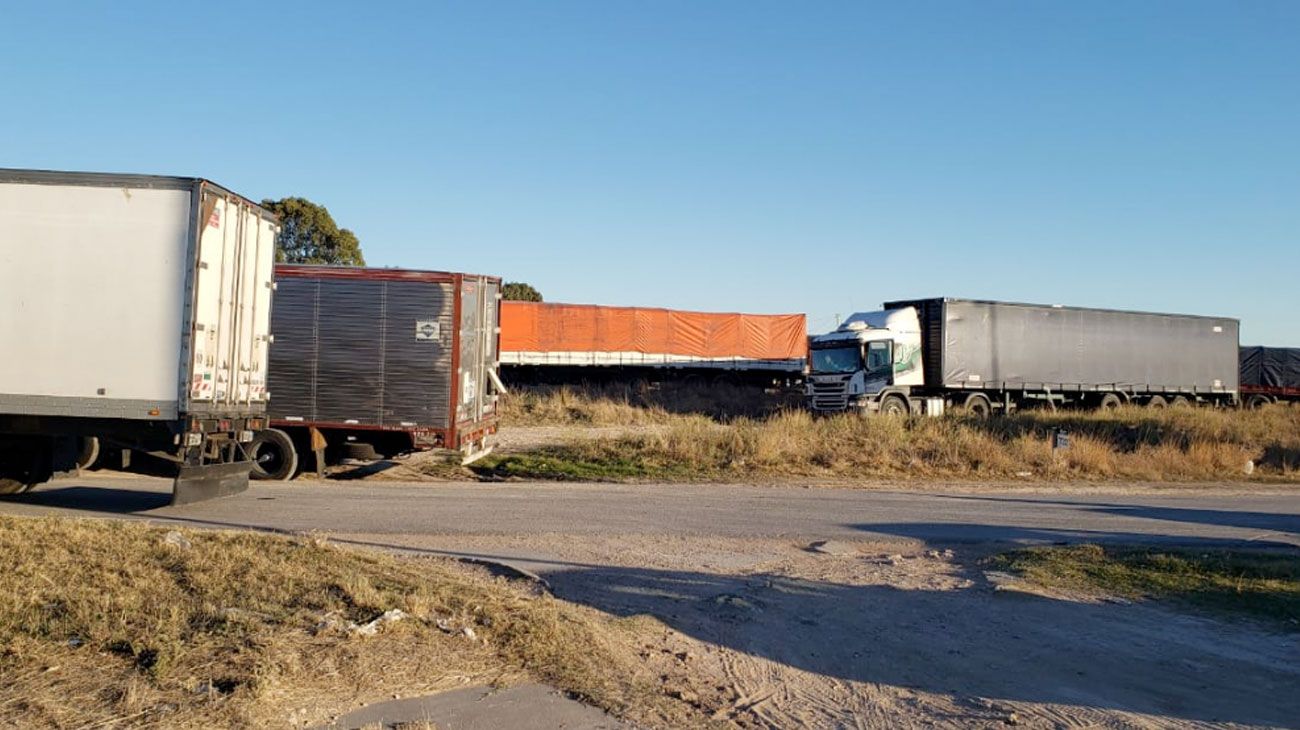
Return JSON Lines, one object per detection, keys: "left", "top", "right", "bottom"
{"left": 0, "top": 168, "right": 278, "bottom": 502}
{"left": 250, "top": 265, "right": 502, "bottom": 479}
{"left": 808, "top": 297, "right": 1239, "bottom": 414}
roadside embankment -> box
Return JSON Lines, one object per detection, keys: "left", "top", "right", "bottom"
{"left": 0, "top": 517, "right": 710, "bottom": 729}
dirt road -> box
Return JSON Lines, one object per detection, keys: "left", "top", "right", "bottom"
{"left": 3, "top": 476, "right": 1297, "bottom": 728}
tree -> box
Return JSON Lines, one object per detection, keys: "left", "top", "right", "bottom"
{"left": 502, "top": 282, "right": 543, "bottom": 302}
{"left": 261, "top": 197, "right": 365, "bottom": 266}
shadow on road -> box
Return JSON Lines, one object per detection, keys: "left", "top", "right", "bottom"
{"left": 850, "top": 521, "right": 1300, "bottom": 549}
{"left": 540, "top": 555, "right": 1299, "bottom": 727}
{"left": 928, "top": 494, "right": 1300, "bottom": 537}
{"left": 0, "top": 485, "right": 171, "bottom": 513}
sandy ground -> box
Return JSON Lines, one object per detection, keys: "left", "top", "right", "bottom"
{"left": 331, "top": 531, "right": 1300, "bottom": 730}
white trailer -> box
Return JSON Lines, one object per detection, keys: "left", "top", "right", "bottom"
{"left": 0, "top": 169, "right": 278, "bottom": 503}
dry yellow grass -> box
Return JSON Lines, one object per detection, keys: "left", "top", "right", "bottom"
{"left": 0, "top": 517, "right": 709, "bottom": 729}
{"left": 488, "top": 402, "right": 1300, "bottom": 483}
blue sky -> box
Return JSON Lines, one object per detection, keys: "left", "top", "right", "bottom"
{"left": 3, "top": 2, "right": 1297, "bottom": 342}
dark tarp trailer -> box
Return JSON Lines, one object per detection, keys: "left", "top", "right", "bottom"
{"left": 1240, "top": 346, "right": 1300, "bottom": 390}
{"left": 266, "top": 265, "right": 501, "bottom": 465}
{"left": 884, "top": 298, "right": 1239, "bottom": 395}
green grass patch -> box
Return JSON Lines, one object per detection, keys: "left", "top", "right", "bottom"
{"left": 473, "top": 451, "right": 697, "bottom": 481}
{"left": 986, "top": 544, "right": 1300, "bottom": 627}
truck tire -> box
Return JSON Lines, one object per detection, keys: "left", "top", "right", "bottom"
{"left": 0, "top": 469, "right": 34, "bottom": 495}
{"left": 339, "top": 442, "right": 380, "bottom": 461}
{"left": 1245, "top": 394, "right": 1273, "bottom": 410}
{"left": 880, "top": 395, "right": 910, "bottom": 417}
{"left": 963, "top": 393, "right": 992, "bottom": 418}
{"left": 1170, "top": 395, "right": 1193, "bottom": 409}
{"left": 1146, "top": 395, "right": 1168, "bottom": 409}
{"left": 1097, "top": 393, "right": 1123, "bottom": 411}
{"left": 0, "top": 437, "right": 53, "bottom": 495}
{"left": 248, "top": 429, "right": 298, "bottom": 481}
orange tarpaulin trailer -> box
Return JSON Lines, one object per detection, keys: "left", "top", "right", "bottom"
{"left": 500, "top": 302, "right": 807, "bottom": 371}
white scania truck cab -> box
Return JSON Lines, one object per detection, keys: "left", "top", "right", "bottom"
{"left": 806, "top": 307, "right": 929, "bottom": 415}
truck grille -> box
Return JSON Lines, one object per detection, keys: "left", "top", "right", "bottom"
{"left": 810, "top": 378, "right": 850, "bottom": 411}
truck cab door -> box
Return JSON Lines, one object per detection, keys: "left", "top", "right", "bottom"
{"left": 864, "top": 340, "right": 894, "bottom": 386}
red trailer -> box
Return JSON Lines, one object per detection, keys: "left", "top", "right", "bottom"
{"left": 249, "top": 265, "right": 502, "bottom": 479}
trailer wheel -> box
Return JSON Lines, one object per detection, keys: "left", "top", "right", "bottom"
{"left": 1245, "top": 394, "right": 1273, "bottom": 410}
{"left": 1097, "top": 393, "right": 1123, "bottom": 411}
{"left": 1170, "top": 395, "right": 1193, "bottom": 409}
{"left": 338, "top": 442, "right": 380, "bottom": 462}
{"left": 0, "top": 472, "right": 33, "bottom": 495}
{"left": 1146, "top": 395, "right": 1168, "bottom": 409}
{"left": 880, "top": 395, "right": 910, "bottom": 417}
{"left": 0, "top": 437, "right": 53, "bottom": 495}
{"left": 962, "top": 393, "right": 992, "bottom": 418}
{"left": 248, "top": 429, "right": 298, "bottom": 481}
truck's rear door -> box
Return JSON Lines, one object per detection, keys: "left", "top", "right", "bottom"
{"left": 188, "top": 185, "right": 276, "bottom": 414}
{"left": 456, "top": 276, "right": 500, "bottom": 428}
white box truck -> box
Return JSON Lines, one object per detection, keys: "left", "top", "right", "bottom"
{"left": 0, "top": 169, "right": 278, "bottom": 503}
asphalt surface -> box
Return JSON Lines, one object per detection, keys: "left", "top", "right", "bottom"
{"left": 322, "top": 684, "right": 623, "bottom": 730}
{"left": 2, "top": 474, "right": 1297, "bottom": 550}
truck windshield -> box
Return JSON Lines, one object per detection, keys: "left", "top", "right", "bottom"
{"left": 811, "top": 346, "right": 862, "bottom": 374}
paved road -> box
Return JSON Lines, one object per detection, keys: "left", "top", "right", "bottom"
{"left": 1, "top": 474, "right": 1297, "bottom": 549}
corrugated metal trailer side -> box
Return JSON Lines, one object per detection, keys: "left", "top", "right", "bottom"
{"left": 255, "top": 265, "right": 500, "bottom": 479}
{"left": 885, "top": 298, "right": 1239, "bottom": 395}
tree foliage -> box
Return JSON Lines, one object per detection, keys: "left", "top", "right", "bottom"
{"left": 262, "top": 197, "right": 365, "bottom": 266}
{"left": 502, "top": 282, "right": 543, "bottom": 302}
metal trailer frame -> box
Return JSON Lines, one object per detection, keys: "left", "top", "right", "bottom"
{"left": 0, "top": 168, "right": 278, "bottom": 502}
{"left": 262, "top": 265, "right": 501, "bottom": 474}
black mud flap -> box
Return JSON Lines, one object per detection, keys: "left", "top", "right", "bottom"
{"left": 171, "top": 461, "right": 251, "bottom": 506}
